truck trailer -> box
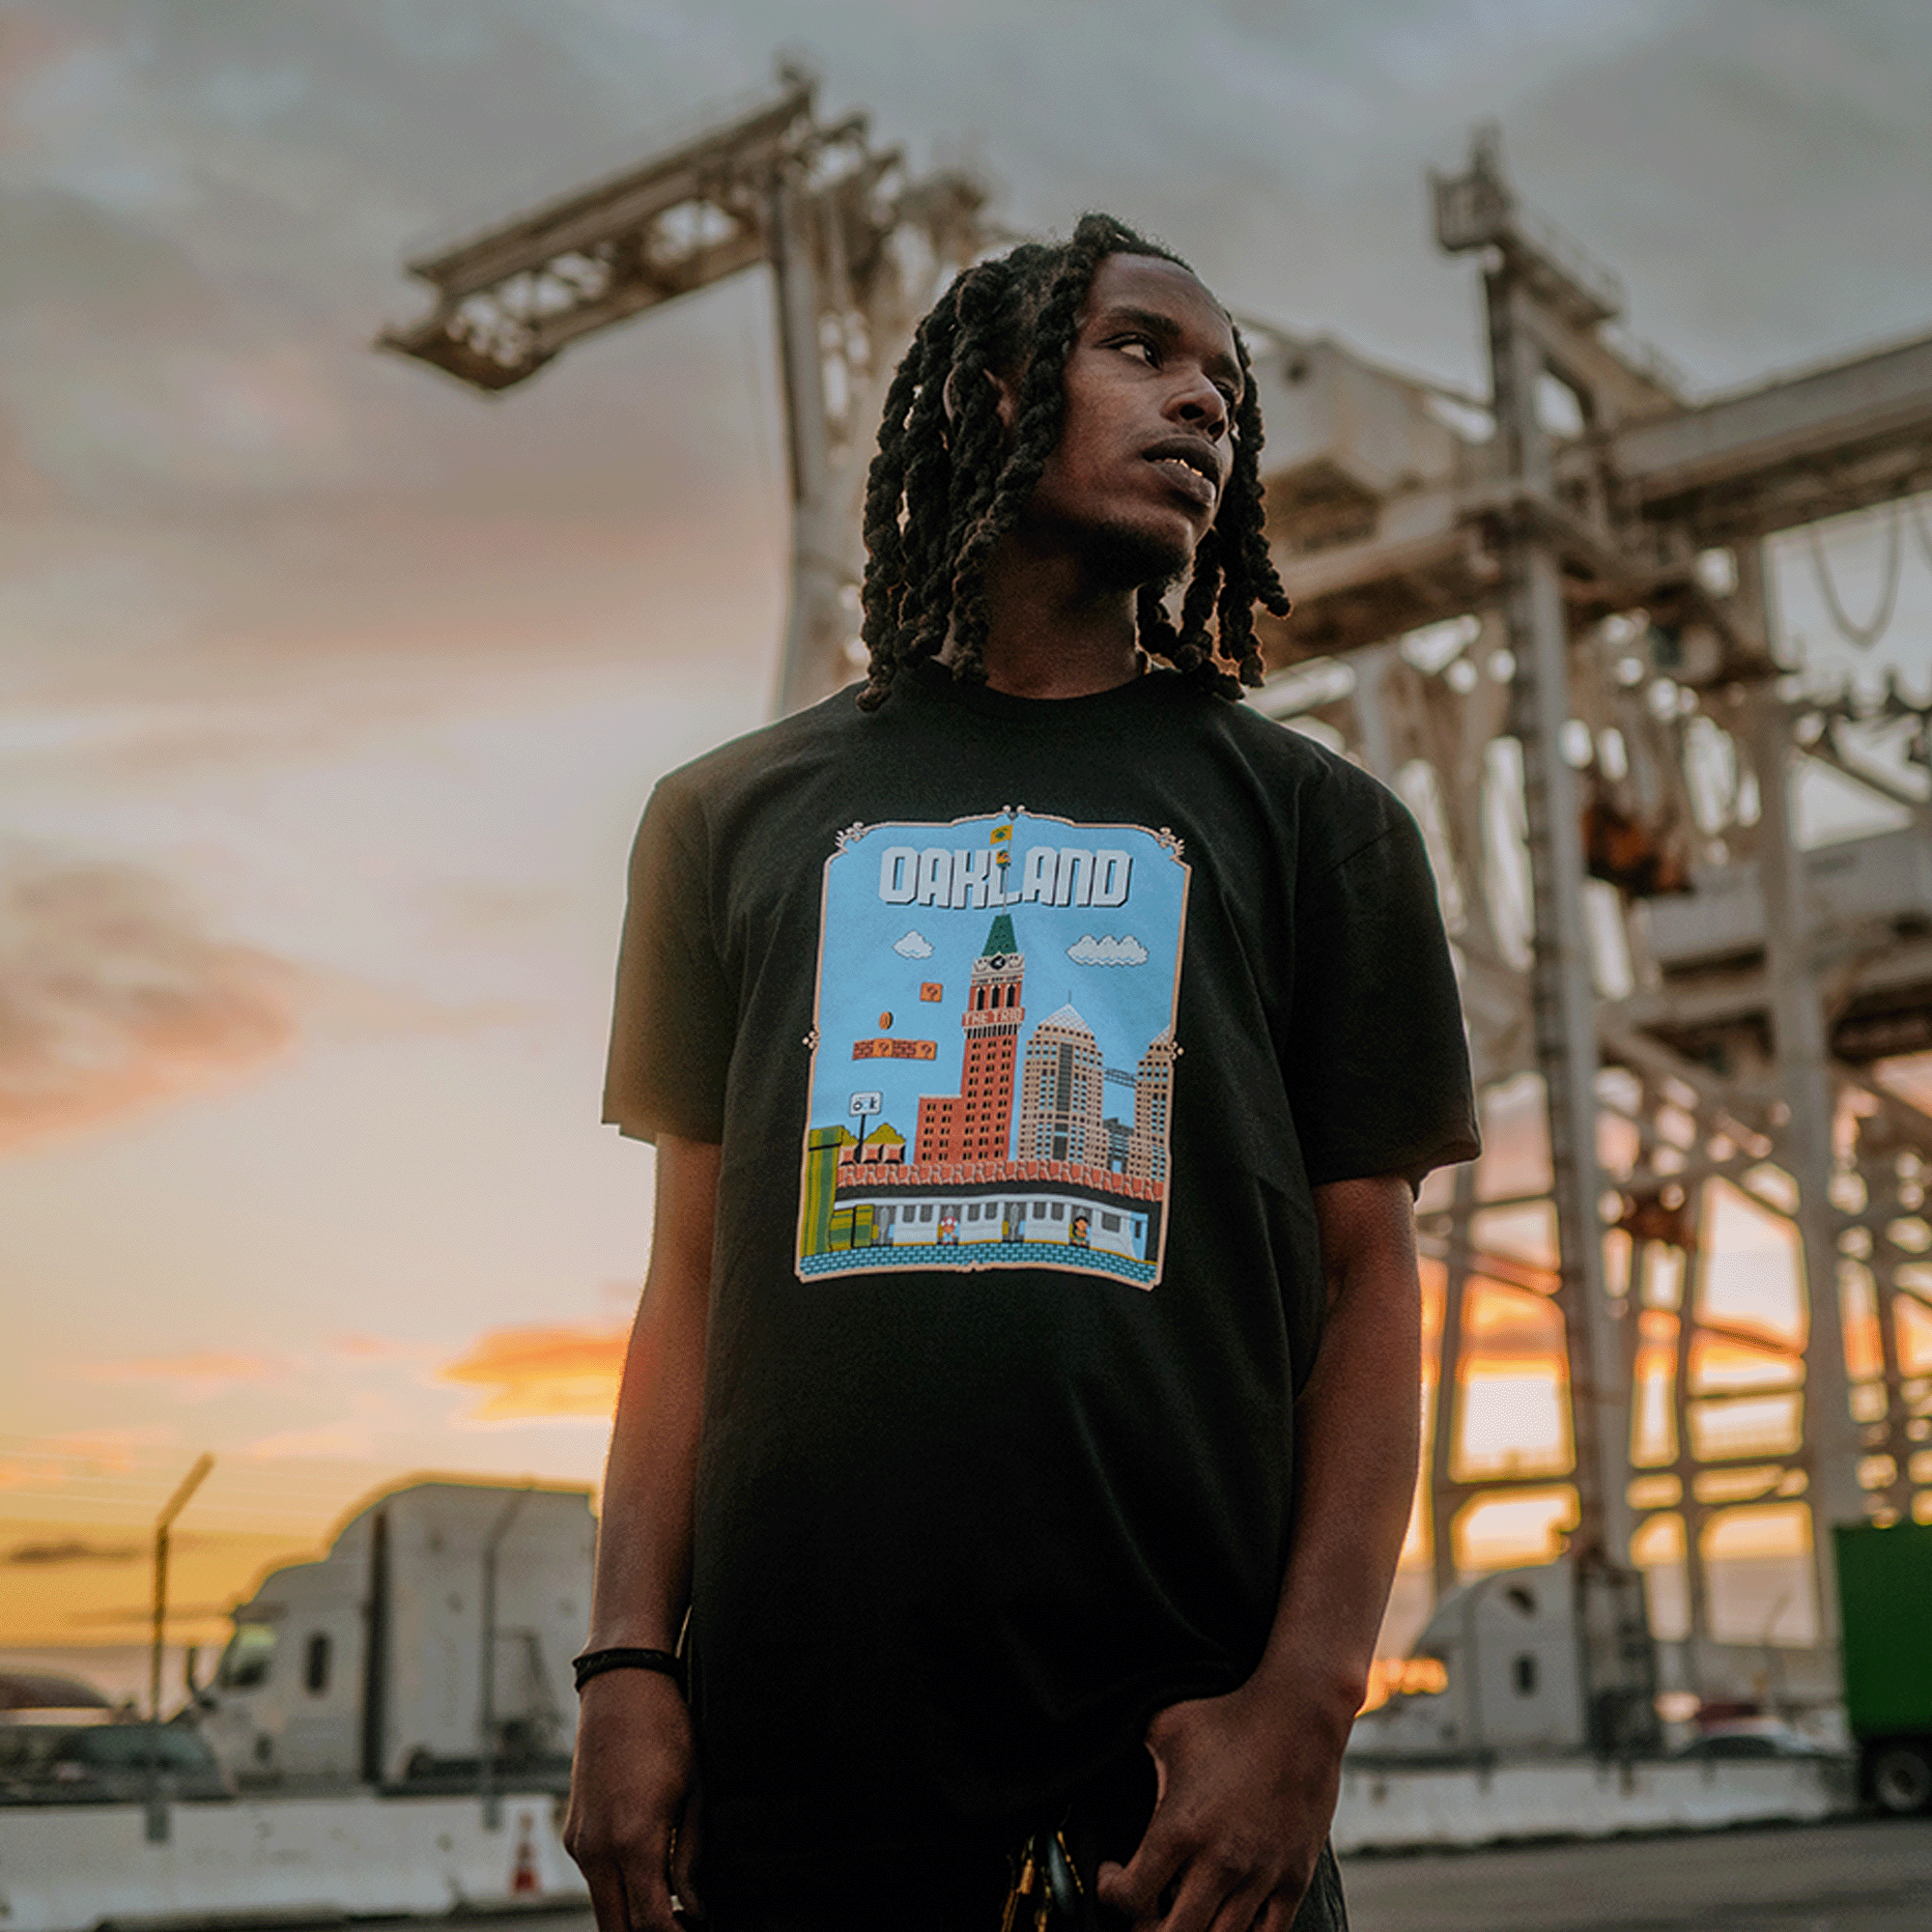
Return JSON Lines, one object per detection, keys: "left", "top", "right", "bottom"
{"left": 1833, "top": 1520, "right": 1932, "bottom": 1815}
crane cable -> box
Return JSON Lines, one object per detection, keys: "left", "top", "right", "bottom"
{"left": 1806, "top": 498, "right": 1903, "bottom": 649}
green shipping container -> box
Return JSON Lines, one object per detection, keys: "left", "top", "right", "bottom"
{"left": 1833, "top": 1520, "right": 1932, "bottom": 1814}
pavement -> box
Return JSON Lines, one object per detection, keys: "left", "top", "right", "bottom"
{"left": 1339, "top": 1815, "right": 1932, "bottom": 1931}
{"left": 482, "top": 1817, "right": 1932, "bottom": 1931}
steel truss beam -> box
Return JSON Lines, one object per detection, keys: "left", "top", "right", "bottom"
{"left": 381, "top": 67, "right": 988, "bottom": 711}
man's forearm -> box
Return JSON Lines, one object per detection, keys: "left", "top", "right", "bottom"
{"left": 567, "top": 1134, "right": 720, "bottom": 1932}
{"left": 583, "top": 1133, "right": 720, "bottom": 1651}
{"left": 1253, "top": 1172, "right": 1423, "bottom": 1723}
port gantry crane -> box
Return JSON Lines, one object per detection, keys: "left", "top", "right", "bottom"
{"left": 385, "top": 83, "right": 1932, "bottom": 1721}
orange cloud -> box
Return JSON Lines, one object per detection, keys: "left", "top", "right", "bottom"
{"left": 0, "top": 853, "right": 301, "bottom": 1152}
{"left": 1687, "top": 1327, "right": 1804, "bottom": 1390}
{"left": 2, "top": 1536, "right": 140, "bottom": 1568}
{"left": 1633, "top": 1309, "right": 1807, "bottom": 1386}
{"left": 440, "top": 1322, "right": 627, "bottom": 1422}
{"left": 1423, "top": 1264, "right": 1571, "bottom": 1392}
{"left": 1457, "top": 1282, "right": 1564, "bottom": 1377}
{"left": 0, "top": 852, "right": 507, "bottom": 1155}
{"left": 25, "top": 1425, "right": 177, "bottom": 1465}
{"left": 1634, "top": 1306, "right": 1677, "bottom": 1381}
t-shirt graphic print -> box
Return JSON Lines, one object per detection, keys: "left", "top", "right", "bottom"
{"left": 796, "top": 809, "right": 1189, "bottom": 1289}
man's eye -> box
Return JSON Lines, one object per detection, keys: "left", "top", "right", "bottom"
{"left": 1115, "top": 336, "right": 1158, "bottom": 364}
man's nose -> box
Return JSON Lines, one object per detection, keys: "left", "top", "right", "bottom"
{"left": 1170, "top": 371, "right": 1228, "bottom": 436}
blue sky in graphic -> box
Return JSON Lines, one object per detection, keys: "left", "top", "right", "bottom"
{"left": 809, "top": 813, "right": 1188, "bottom": 1145}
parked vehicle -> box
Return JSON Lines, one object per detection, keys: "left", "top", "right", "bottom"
{"left": 0, "top": 1670, "right": 112, "bottom": 1718}
{"left": 1833, "top": 1520, "right": 1932, "bottom": 1815}
{"left": 1670, "top": 1718, "right": 1844, "bottom": 1763}
{"left": 0, "top": 1721, "right": 232, "bottom": 1804}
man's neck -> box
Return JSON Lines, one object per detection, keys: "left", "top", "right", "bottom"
{"left": 952, "top": 540, "right": 1145, "bottom": 699}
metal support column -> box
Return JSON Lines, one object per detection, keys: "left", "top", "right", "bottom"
{"left": 1732, "top": 547, "right": 1867, "bottom": 1630}
{"left": 769, "top": 168, "right": 859, "bottom": 717}
{"left": 1482, "top": 263, "right": 1634, "bottom": 1575}
{"left": 1430, "top": 1160, "right": 1477, "bottom": 1599}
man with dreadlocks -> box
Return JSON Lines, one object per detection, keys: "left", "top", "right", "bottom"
{"left": 568, "top": 215, "right": 1478, "bottom": 1932}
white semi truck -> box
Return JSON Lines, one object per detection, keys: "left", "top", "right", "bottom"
{"left": 1349, "top": 1554, "right": 1662, "bottom": 1760}
{"left": 195, "top": 1479, "right": 594, "bottom": 1793}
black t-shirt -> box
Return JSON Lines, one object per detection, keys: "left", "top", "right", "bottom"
{"left": 605, "top": 661, "right": 1479, "bottom": 1915}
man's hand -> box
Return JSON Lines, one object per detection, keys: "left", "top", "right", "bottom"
{"left": 564, "top": 1669, "right": 703, "bottom": 1931}
{"left": 1094, "top": 1670, "right": 1350, "bottom": 1932}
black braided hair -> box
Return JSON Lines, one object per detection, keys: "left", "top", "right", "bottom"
{"left": 855, "top": 213, "right": 1292, "bottom": 710}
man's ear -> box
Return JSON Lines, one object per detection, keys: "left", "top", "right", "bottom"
{"left": 942, "top": 365, "right": 1018, "bottom": 436}
{"left": 985, "top": 366, "right": 1018, "bottom": 435}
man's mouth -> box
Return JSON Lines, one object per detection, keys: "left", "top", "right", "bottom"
{"left": 1144, "top": 442, "right": 1220, "bottom": 509}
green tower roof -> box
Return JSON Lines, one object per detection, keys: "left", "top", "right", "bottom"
{"left": 982, "top": 912, "right": 1017, "bottom": 956}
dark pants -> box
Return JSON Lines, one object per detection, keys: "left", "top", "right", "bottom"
{"left": 712, "top": 1748, "right": 1347, "bottom": 1932}
{"left": 714, "top": 1844, "right": 1344, "bottom": 1932}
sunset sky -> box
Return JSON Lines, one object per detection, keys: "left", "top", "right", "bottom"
{"left": 4, "top": 0, "right": 1931, "bottom": 1667}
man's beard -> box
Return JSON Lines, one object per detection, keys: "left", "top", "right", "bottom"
{"left": 1082, "top": 517, "right": 1193, "bottom": 595}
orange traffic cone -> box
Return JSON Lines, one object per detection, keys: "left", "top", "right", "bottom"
{"left": 510, "top": 1819, "right": 541, "bottom": 1896}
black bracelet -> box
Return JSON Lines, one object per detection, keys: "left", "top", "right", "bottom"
{"left": 572, "top": 1646, "right": 686, "bottom": 1694}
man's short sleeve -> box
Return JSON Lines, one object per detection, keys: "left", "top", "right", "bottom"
{"left": 603, "top": 780, "right": 734, "bottom": 1145}
{"left": 1285, "top": 795, "right": 1480, "bottom": 1188}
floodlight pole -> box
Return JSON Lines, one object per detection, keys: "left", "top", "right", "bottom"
{"left": 145, "top": 1452, "right": 213, "bottom": 1846}
{"left": 151, "top": 1453, "right": 214, "bottom": 1722}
